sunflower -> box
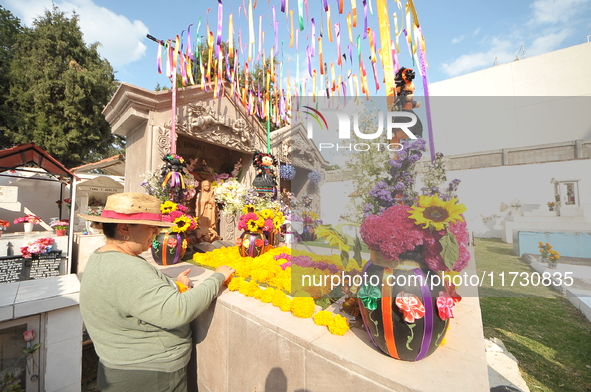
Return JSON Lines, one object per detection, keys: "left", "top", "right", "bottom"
{"left": 247, "top": 219, "right": 260, "bottom": 231}
{"left": 408, "top": 195, "right": 466, "bottom": 231}
{"left": 260, "top": 209, "right": 275, "bottom": 220}
{"left": 173, "top": 215, "right": 193, "bottom": 232}
{"left": 242, "top": 205, "right": 256, "bottom": 214}
{"left": 161, "top": 201, "right": 178, "bottom": 214}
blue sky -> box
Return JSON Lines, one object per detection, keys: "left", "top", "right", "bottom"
{"left": 2, "top": 0, "right": 590, "bottom": 93}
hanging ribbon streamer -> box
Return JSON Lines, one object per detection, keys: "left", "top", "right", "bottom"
{"left": 337, "top": 0, "right": 344, "bottom": 14}
{"left": 327, "top": 7, "right": 333, "bottom": 42}
{"left": 346, "top": 13, "right": 353, "bottom": 43}
{"left": 335, "top": 23, "right": 341, "bottom": 65}
{"left": 351, "top": 0, "right": 357, "bottom": 26}
{"left": 187, "top": 24, "right": 194, "bottom": 61}
{"left": 281, "top": 0, "right": 286, "bottom": 12}
{"left": 157, "top": 42, "right": 163, "bottom": 74}
{"left": 416, "top": 27, "right": 435, "bottom": 162}
{"left": 248, "top": 0, "right": 255, "bottom": 62}
{"left": 376, "top": 0, "right": 394, "bottom": 96}
{"left": 311, "top": 18, "right": 316, "bottom": 56}
{"left": 257, "top": 14, "right": 263, "bottom": 61}
{"left": 216, "top": 0, "right": 223, "bottom": 46}
{"left": 290, "top": 10, "right": 294, "bottom": 47}
{"left": 297, "top": 0, "right": 304, "bottom": 30}
{"left": 322, "top": 0, "right": 328, "bottom": 11}
{"left": 273, "top": 6, "right": 278, "bottom": 53}
{"left": 362, "top": 0, "right": 368, "bottom": 39}
{"left": 228, "top": 14, "right": 234, "bottom": 56}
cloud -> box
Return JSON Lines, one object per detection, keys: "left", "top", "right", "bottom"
{"left": 3, "top": 0, "right": 148, "bottom": 68}
{"left": 529, "top": 0, "right": 590, "bottom": 25}
{"left": 527, "top": 29, "right": 572, "bottom": 55}
{"left": 441, "top": 0, "right": 590, "bottom": 77}
{"left": 451, "top": 35, "right": 465, "bottom": 44}
{"left": 441, "top": 37, "right": 515, "bottom": 77}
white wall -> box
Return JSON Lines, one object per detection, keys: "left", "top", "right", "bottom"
{"left": 428, "top": 42, "right": 591, "bottom": 156}
{"left": 0, "top": 172, "right": 68, "bottom": 234}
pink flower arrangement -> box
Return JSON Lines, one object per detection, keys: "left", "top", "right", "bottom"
{"left": 421, "top": 220, "right": 471, "bottom": 272}
{"left": 20, "top": 237, "right": 54, "bottom": 258}
{"left": 360, "top": 205, "right": 425, "bottom": 262}
{"left": 360, "top": 204, "right": 471, "bottom": 273}
{"left": 50, "top": 220, "right": 70, "bottom": 230}
{"left": 14, "top": 215, "right": 41, "bottom": 224}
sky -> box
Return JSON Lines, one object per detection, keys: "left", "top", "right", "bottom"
{"left": 2, "top": 0, "right": 590, "bottom": 93}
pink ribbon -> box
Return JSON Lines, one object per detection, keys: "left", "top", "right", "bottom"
{"left": 101, "top": 210, "right": 163, "bottom": 221}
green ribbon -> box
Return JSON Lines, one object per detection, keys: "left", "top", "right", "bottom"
{"left": 358, "top": 283, "right": 382, "bottom": 311}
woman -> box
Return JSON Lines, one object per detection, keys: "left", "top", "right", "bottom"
{"left": 78, "top": 192, "right": 234, "bottom": 392}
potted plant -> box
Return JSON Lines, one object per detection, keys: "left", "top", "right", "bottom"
{"left": 14, "top": 215, "right": 41, "bottom": 233}
{"left": 0, "top": 219, "right": 9, "bottom": 237}
{"left": 538, "top": 242, "right": 560, "bottom": 269}
{"left": 50, "top": 220, "right": 70, "bottom": 236}
{"left": 547, "top": 201, "right": 556, "bottom": 211}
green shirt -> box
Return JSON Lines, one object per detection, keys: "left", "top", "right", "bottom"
{"left": 80, "top": 251, "right": 224, "bottom": 372}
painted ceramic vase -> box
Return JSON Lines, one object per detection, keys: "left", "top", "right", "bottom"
{"left": 237, "top": 231, "right": 267, "bottom": 258}
{"left": 151, "top": 232, "right": 187, "bottom": 265}
{"left": 357, "top": 250, "right": 452, "bottom": 361}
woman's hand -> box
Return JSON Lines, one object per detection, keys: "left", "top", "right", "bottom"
{"left": 215, "top": 265, "right": 236, "bottom": 285}
{"left": 176, "top": 268, "right": 194, "bottom": 290}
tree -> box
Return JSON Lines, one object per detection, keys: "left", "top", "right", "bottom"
{"left": 0, "top": 6, "right": 22, "bottom": 142}
{"left": 3, "top": 6, "right": 120, "bottom": 167}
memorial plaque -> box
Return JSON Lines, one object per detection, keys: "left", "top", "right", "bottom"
{"left": 0, "top": 257, "right": 25, "bottom": 283}
{"left": 28, "top": 251, "right": 63, "bottom": 280}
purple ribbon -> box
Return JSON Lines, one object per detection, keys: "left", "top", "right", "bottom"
{"left": 216, "top": 0, "right": 223, "bottom": 46}
{"left": 417, "top": 27, "right": 436, "bottom": 163}
{"left": 414, "top": 268, "right": 433, "bottom": 361}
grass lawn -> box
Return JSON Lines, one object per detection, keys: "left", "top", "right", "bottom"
{"left": 475, "top": 238, "right": 591, "bottom": 392}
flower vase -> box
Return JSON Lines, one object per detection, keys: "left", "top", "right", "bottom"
{"left": 237, "top": 231, "right": 267, "bottom": 258}
{"left": 357, "top": 250, "right": 451, "bottom": 361}
{"left": 23, "top": 222, "right": 34, "bottom": 233}
{"left": 151, "top": 232, "right": 187, "bottom": 265}
{"left": 55, "top": 229, "right": 67, "bottom": 237}
{"left": 301, "top": 224, "right": 316, "bottom": 242}
{"left": 265, "top": 229, "right": 279, "bottom": 248}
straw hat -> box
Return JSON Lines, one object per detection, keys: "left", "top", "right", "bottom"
{"left": 77, "top": 192, "right": 175, "bottom": 227}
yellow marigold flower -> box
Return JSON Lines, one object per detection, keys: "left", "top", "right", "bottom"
{"left": 291, "top": 297, "right": 316, "bottom": 318}
{"left": 313, "top": 311, "right": 334, "bottom": 326}
{"left": 253, "top": 288, "right": 264, "bottom": 300}
{"left": 175, "top": 281, "right": 188, "bottom": 293}
{"left": 160, "top": 201, "right": 178, "bottom": 214}
{"left": 327, "top": 315, "right": 350, "bottom": 336}
{"left": 239, "top": 280, "right": 260, "bottom": 297}
{"left": 277, "top": 297, "right": 292, "bottom": 312}
{"left": 408, "top": 195, "right": 466, "bottom": 231}
{"left": 260, "top": 287, "right": 276, "bottom": 303}
{"left": 228, "top": 277, "right": 244, "bottom": 291}
{"left": 538, "top": 242, "right": 543, "bottom": 246}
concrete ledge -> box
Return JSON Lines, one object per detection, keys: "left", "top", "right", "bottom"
{"left": 0, "top": 274, "right": 80, "bottom": 321}
{"left": 159, "top": 263, "right": 490, "bottom": 392}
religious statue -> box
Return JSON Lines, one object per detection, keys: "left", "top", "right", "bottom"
{"left": 252, "top": 151, "right": 278, "bottom": 196}
{"left": 194, "top": 179, "right": 221, "bottom": 243}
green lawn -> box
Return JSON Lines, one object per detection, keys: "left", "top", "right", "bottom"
{"left": 475, "top": 238, "right": 591, "bottom": 392}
